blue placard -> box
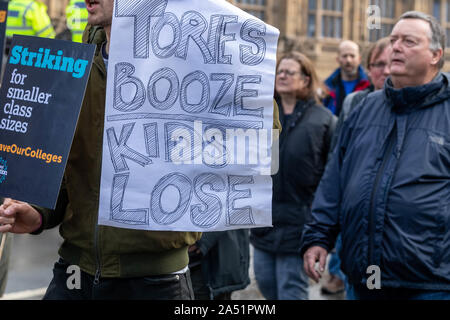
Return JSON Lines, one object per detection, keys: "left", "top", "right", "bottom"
{"left": 0, "top": 35, "right": 95, "bottom": 209}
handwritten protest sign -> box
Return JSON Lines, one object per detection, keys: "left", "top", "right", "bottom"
{"left": 0, "top": 35, "right": 95, "bottom": 208}
{"left": 99, "top": 0, "right": 279, "bottom": 231}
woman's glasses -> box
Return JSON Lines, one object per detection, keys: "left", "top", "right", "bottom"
{"left": 276, "top": 69, "right": 302, "bottom": 76}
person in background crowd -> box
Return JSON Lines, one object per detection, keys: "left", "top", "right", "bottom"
{"left": 189, "top": 230, "right": 250, "bottom": 300}
{"left": 302, "top": 11, "right": 450, "bottom": 300}
{"left": 323, "top": 40, "right": 370, "bottom": 116}
{"left": 6, "top": 0, "right": 55, "bottom": 38}
{"left": 322, "top": 37, "right": 392, "bottom": 298}
{"left": 250, "top": 51, "right": 336, "bottom": 300}
{"left": 66, "top": 0, "right": 88, "bottom": 42}
{"left": 338, "top": 37, "right": 391, "bottom": 124}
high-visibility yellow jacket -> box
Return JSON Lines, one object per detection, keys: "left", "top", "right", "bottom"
{"left": 66, "top": 0, "right": 88, "bottom": 42}
{"left": 6, "top": 0, "right": 55, "bottom": 38}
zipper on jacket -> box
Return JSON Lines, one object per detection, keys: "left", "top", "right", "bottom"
{"left": 93, "top": 222, "right": 101, "bottom": 285}
{"left": 367, "top": 126, "right": 396, "bottom": 266}
{"left": 88, "top": 31, "right": 105, "bottom": 288}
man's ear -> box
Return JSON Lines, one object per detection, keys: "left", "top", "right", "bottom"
{"left": 431, "top": 48, "right": 443, "bottom": 67}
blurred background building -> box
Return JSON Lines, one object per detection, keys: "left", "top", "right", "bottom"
{"left": 41, "top": 0, "right": 450, "bottom": 77}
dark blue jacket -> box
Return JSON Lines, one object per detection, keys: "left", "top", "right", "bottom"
{"left": 196, "top": 230, "right": 250, "bottom": 297}
{"left": 251, "top": 99, "right": 336, "bottom": 253}
{"left": 301, "top": 73, "right": 450, "bottom": 290}
{"left": 323, "top": 66, "right": 370, "bottom": 116}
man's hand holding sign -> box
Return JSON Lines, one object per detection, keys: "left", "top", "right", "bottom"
{"left": 0, "top": 199, "right": 41, "bottom": 234}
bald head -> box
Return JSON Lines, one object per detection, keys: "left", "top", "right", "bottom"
{"left": 338, "top": 40, "right": 360, "bottom": 55}
{"left": 337, "top": 40, "right": 362, "bottom": 80}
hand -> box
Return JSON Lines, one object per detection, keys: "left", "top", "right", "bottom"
{"left": 0, "top": 198, "right": 42, "bottom": 234}
{"left": 303, "top": 245, "right": 328, "bottom": 283}
{"left": 188, "top": 244, "right": 201, "bottom": 255}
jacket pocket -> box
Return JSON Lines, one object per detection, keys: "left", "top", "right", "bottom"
{"left": 143, "top": 274, "right": 181, "bottom": 284}
{"left": 387, "top": 200, "right": 440, "bottom": 271}
{"left": 432, "top": 203, "right": 449, "bottom": 269}
{"left": 141, "top": 274, "right": 183, "bottom": 299}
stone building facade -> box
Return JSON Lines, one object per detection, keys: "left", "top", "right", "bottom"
{"left": 229, "top": 0, "right": 450, "bottom": 77}
{"left": 42, "top": 0, "right": 450, "bottom": 78}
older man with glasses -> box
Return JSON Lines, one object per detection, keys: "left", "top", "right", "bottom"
{"left": 303, "top": 11, "right": 450, "bottom": 300}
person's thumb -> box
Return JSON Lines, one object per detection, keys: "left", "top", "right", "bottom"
{"left": 319, "top": 249, "right": 327, "bottom": 272}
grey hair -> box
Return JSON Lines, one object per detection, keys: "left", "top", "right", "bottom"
{"left": 397, "top": 11, "right": 446, "bottom": 69}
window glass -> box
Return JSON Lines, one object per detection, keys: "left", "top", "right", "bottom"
{"left": 336, "top": 17, "right": 342, "bottom": 38}
{"left": 447, "top": 0, "right": 450, "bottom": 22}
{"left": 308, "top": 14, "right": 316, "bottom": 37}
{"left": 447, "top": 28, "right": 450, "bottom": 47}
{"left": 434, "top": 0, "right": 441, "bottom": 20}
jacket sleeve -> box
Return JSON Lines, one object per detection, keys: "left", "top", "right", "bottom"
{"left": 328, "top": 113, "right": 344, "bottom": 162}
{"left": 300, "top": 107, "right": 357, "bottom": 256}
{"left": 323, "top": 113, "right": 337, "bottom": 164}
{"left": 30, "top": 176, "right": 69, "bottom": 235}
{"left": 273, "top": 99, "right": 282, "bottom": 132}
{"left": 327, "top": 92, "right": 357, "bottom": 161}
{"left": 29, "top": 3, "right": 55, "bottom": 38}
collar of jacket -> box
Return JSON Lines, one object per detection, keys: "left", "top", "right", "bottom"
{"left": 277, "top": 97, "right": 315, "bottom": 116}
{"left": 325, "top": 65, "right": 368, "bottom": 88}
{"left": 384, "top": 72, "right": 450, "bottom": 114}
{"left": 280, "top": 98, "right": 316, "bottom": 130}
{"left": 83, "top": 24, "right": 107, "bottom": 76}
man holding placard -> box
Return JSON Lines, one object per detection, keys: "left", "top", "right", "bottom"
{"left": 0, "top": 0, "right": 201, "bottom": 300}
{"left": 0, "top": 0, "right": 280, "bottom": 300}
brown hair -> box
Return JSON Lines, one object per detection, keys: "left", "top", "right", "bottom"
{"left": 275, "top": 51, "right": 325, "bottom": 104}
{"left": 365, "top": 37, "right": 391, "bottom": 69}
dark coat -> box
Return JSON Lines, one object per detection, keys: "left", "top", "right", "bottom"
{"left": 328, "top": 85, "right": 374, "bottom": 159}
{"left": 196, "top": 230, "right": 250, "bottom": 297}
{"left": 251, "top": 98, "right": 336, "bottom": 253}
{"left": 301, "top": 73, "right": 450, "bottom": 290}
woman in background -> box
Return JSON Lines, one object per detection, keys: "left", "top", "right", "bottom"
{"left": 250, "top": 51, "right": 336, "bottom": 300}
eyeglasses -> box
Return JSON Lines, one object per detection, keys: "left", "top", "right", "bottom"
{"left": 276, "top": 69, "right": 302, "bottom": 76}
{"left": 369, "top": 62, "right": 388, "bottom": 69}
